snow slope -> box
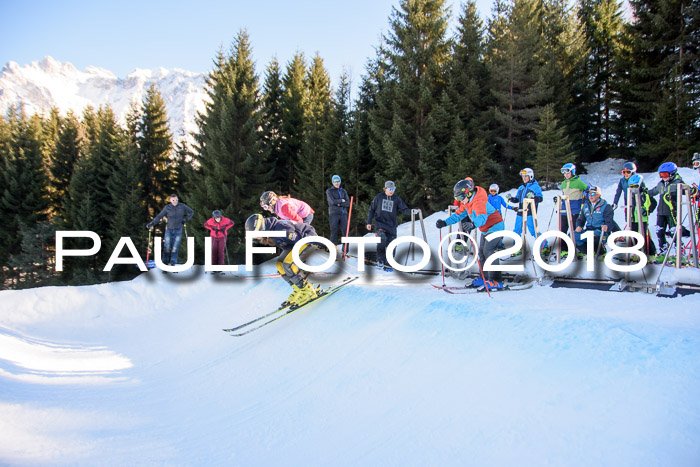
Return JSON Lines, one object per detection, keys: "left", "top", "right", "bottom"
{"left": 1, "top": 161, "right": 699, "bottom": 465}
{"left": 0, "top": 56, "right": 207, "bottom": 140}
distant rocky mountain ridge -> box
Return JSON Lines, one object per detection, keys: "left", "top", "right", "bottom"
{"left": 0, "top": 56, "right": 208, "bottom": 141}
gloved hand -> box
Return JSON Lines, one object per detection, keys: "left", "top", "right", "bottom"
{"left": 435, "top": 219, "right": 447, "bottom": 229}
{"left": 146, "top": 222, "right": 153, "bottom": 230}
{"left": 505, "top": 194, "right": 512, "bottom": 201}
{"left": 553, "top": 196, "right": 558, "bottom": 203}
{"left": 463, "top": 221, "right": 475, "bottom": 232}
{"left": 612, "top": 203, "right": 617, "bottom": 210}
{"left": 526, "top": 192, "right": 534, "bottom": 199}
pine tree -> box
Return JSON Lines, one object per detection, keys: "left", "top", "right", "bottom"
{"left": 280, "top": 52, "right": 307, "bottom": 195}
{"left": 533, "top": 104, "right": 575, "bottom": 185}
{"left": 0, "top": 109, "right": 50, "bottom": 285}
{"left": 261, "top": 58, "right": 286, "bottom": 193}
{"left": 297, "top": 53, "right": 333, "bottom": 233}
{"left": 370, "top": 0, "right": 452, "bottom": 211}
{"left": 49, "top": 111, "right": 81, "bottom": 225}
{"left": 139, "top": 84, "right": 175, "bottom": 218}
{"left": 190, "top": 30, "right": 271, "bottom": 256}
{"left": 485, "top": 0, "right": 554, "bottom": 186}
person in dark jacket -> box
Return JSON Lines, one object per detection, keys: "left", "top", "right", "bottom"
{"left": 575, "top": 186, "right": 616, "bottom": 255}
{"left": 366, "top": 180, "right": 411, "bottom": 268}
{"left": 147, "top": 194, "right": 194, "bottom": 266}
{"left": 245, "top": 214, "right": 320, "bottom": 306}
{"left": 647, "top": 162, "right": 690, "bottom": 255}
{"left": 326, "top": 174, "right": 350, "bottom": 245}
{"left": 203, "top": 210, "right": 235, "bottom": 269}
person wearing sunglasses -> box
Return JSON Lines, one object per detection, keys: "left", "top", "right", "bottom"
{"left": 647, "top": 162, "right": 690, "bottom": 256}
{"left": 259, "top": 191, "right": 315, "bottom": 225}
{"left": 612, "top": 162, "right": 640, "bottom": 211}
{"left": 366, "top": 181, "right": 411, "bottom": 270}
{"left": 507, "top": 168, "right": 544, "bottom": 253}
{"left": 557, "top": 163, "right": 590, "bottom": 257}
{"left": 487, "top": 184, "right": 508, "bottom": 216}
{"left": 435, "top": 178, "right": 505, "bottom": 289}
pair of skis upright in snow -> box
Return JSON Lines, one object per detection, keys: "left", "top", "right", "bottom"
{"left": 223, "top": 276, "right": 359, "bottom": 336}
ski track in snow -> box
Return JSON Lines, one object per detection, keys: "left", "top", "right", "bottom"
{"left": 0, "top": 160, "right": 699, "bottom": 465}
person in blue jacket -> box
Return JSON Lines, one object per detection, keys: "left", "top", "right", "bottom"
{"left": 507, "top": 168, "right": 543, "bottom": 243}
{"left": 575, "top": 186, "right": 617, "bottom": 255}
{"left": 325, "top": 174, "right": 350, "bottom": 245}
{"left": 612, "top": 161, "right": 641, "bottom": 211}
{"left": 488, "top": 184, "right": 508, "bottom": 216}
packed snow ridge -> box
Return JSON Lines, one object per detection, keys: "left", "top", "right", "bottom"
{"left": 0, "top": 56, "right": 207, "bottom": 140}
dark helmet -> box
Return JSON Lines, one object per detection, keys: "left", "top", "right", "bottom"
{"left": 658, "top": 162, "right": 677, "bottom": 176}
{"left": 245, "top": 214, "right": 264, "bottom": 232}
{"left": 453, "top": 179, "right": 474, "bottom": 201}
{"left": 259, "top": 191, "right": 277, "bottom": 209}
{"left": 622, "top": 162, "right": 637, "bottom": 174}
{"left": 692, "top": 152, "right": 699, "bottom": 169}
{"left": 212, "top": 210, "right": 222, "bottom": 218}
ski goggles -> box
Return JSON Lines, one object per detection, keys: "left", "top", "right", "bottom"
{"left": 693, "top": 160, "right": 700, "bottom": 169}
{"left": 628, "top": 183, "right": 641, "bottom": 189}
{"left": 259, "top": 200, "right": 273, "bottom": 211}
{"left": 659, "top": 171, "right": 671, "bottom": 178}
{"left": 519, "top": 170, "right": 530, "bottom": 177}
{"left": 489, "top": 189, "right": 498, "bottom": 194}
{"left": 560, "top": 168, "right": 572, "bottom": 174}
{"left": 621, "top": 169, "right": 632, "bottom": 175}
{"left": 385, "top": 187, "right": 395, "bottom": 192}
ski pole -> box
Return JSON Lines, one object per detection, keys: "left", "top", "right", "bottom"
{"left": 146, "top": 228, "right": 152, "bottom": 264}
{"left": 475, "top": 251, "right": 492, "bottom": 299}
{"left": 343, "top": 196, "right": 354, "bottom": 261}
{"left": 439, "top": 228, "right": 445, "bottom": 287}
{"left": 225, "top": 241, "right": 230, "bottom": 265}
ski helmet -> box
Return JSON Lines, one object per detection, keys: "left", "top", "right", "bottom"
{"left": 627, "top": 174, "right": 643, "bottom": 188}
{"left": 331, "top": 174, "right": 341, "bottom": 183}
{"left": 658, "top": 162, "right": 677, "bottom": 177}
{"left": 245, "top": 214, "right": 265, "bottom": 232}
{"left": 561, "top": 163, "right": 576, "bottom": 175}
{"left": 622, "top": 162, "right": 637, "bottom": 175}
{"left": 489, "top": 184, "right": 499, "bottom": 194}
{"left": 520, "top": 168, "right": 534, "bottom": 179}
{"left": 453, "top": 179, "right": 475, "bottom": 201}
{"left": 212, "top": 210, "right": 222, "bottom": 218}
{"left": 259, "top": 191, "right": 277, "bottom": 210}
{"left": 692, "top": 152, "right": 700, "bottom": 169}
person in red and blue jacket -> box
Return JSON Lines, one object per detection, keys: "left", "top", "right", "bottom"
{"left": 203, "top": 210, "right": 234, "bottom": 268}
{"left": 435, "top": 179, "right": 505, "bottom": 288}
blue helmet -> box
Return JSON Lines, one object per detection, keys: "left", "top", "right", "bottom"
{"left": 331, "top": 174, "right": 341, "bottom": 183}
{"left": 627, "top": 174, "right": 643, "bottom": 188}
{"left": 658, "top": 162, "right": 677, "bottom": 176}
{"left": 561, "top": 163, "right": 576, "bottom": 175}
{"left": 622, "top": 162, "right": 637, "bottom": 173}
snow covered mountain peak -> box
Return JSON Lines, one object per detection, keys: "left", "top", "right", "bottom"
{"left": 0, "top": 56, "right": 208, "bottom": 140}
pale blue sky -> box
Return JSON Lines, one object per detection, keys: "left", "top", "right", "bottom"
{"left": 1, "top": 0, "right": 495, "bottom": 87}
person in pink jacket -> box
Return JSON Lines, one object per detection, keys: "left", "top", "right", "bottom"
{"left": 203, "top": 210, "right": 234, "bottom": 269}
{"left": 260, "top": 191, "right": 315, "bottom": 224}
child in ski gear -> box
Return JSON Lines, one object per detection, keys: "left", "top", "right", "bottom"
{"left": 204, "top": 210, "right": 234, "bottom": 267}
{"left": 647, "top": 162, "right": 690, "bottom": 255}
{"left": 435, "top": 178, "right": 505, "bottom": 288}
{"left": 612, "top": 162, "right": 639, "bottom": 210}
{"left": 575, "top": 186, "right": 617, "bottom": 255}
{"left": 245, "top": 213, "right": 320, "bottom": 306}
{"left": 558, "top": 163, "right": 590, "bottom": 254}
{"left": 626, "top": 174, "right": 657, "bottom": 256}
{"left": 326, "top": 174, "right": 350, "bottom": 245}
{"left": 488, "top": 184, "right": 508, "bottom": 216}
{"left": 260, "top": 191, "right": 315, "bottom": 224}
{"left": 366, "top": 181, "right": 412, "bottom": 268}
{"left": 146, "top": 194, "right": 194, "bottom": 266}
{"left": 508, "top": 168, "right": 543, "bottom": 243}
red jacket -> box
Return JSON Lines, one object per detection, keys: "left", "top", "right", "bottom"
{"left": 204, "top": 217, "right": 234, "bottom": 238}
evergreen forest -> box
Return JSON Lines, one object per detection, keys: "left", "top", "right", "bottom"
{"left": 1, "top": 0, "right": 698, "bottom": 289}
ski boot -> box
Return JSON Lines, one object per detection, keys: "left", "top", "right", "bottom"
{"left": 294, "top": 281, "right": 319, "bottom": 306}
{"left": 281, "top": 284, "right": 304, "bottom": 308}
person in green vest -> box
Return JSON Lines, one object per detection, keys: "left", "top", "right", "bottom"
{"left": 556, "top": 163, "right": 590, "bottom": 257}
